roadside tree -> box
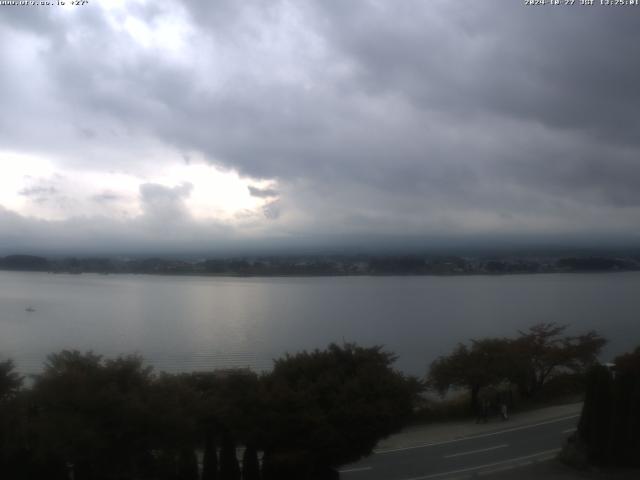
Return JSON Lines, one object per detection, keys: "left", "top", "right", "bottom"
{"left": 0, "top": 359, "right": 22, "bottom": 401}
{"left": 260, "top": 343, "right": 422, "bottom": 479}
{"left": 428, "top": 338, "right": 513, "bottom": 412}
{"left": 428, "top": 323, "right": 607, "bottom": 412}
{"left": 512, "top": 323, "right": 606, "bottom": 398}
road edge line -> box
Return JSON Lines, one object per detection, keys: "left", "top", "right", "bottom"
{"left": 399, "top": 448, "right": 561, "bottom": 480}
{"left": 376, "top": 414, "right": 579, "bottom": 454}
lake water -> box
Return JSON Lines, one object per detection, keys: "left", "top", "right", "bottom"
{"left": 1, "top": 271, "right": 638, "bottom": 377}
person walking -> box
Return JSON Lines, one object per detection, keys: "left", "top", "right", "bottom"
{"left": 500, "top": 402, "right": 508, "bottom": 421}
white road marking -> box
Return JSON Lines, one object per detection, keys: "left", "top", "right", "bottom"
{"left": 562, "top": 427, "right": 577, "bottom": 434}
{"left": 376, "top": 414, "right": 579, "bottom": 454}
{"left": 477, "top": 463, "right": 522, "bottom": 476}
{"left": 399, "top": 448, "right": 561, "bottom": 480}
{"left": 338, "top": 466, "right": 373, "bottom": 474}
{"left": 443, "top": 444, "right": 508, "bottom": 459}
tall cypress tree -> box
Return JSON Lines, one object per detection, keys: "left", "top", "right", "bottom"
{"left": 610, "top": 368, "right": 631, "bottom": 465}
{"left": 219, "top": 432, "right": 240, "bottom": 480}
{"left": 242, "top": 444, "right": 260, "bottom": 480}
{"left": 586, "top": 365, "right": 613, "bottom": 465}
{"left": 577, "top": 352, "right": 640, "bottom": 467}
{"left": 259, "top": 451, "right": 275, "bottom": 480}
{"left": 202, "top": 432, "right": 219, "bottom": 480}
{"left": 177, "top": 447, "right": 198, "bottom": 480}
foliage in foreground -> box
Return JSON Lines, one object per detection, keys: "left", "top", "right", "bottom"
{"left": 572, "top": 346, "right": 640, "bottom": 467}
{"left": 0, "top": 344, "right": 421, "bottom": 480}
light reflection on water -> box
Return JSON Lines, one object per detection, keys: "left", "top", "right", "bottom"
{"left": 1, "top": 271, "right": 638, "bottom": 376}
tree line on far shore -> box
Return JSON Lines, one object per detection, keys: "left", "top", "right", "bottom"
{"left": 2, "top": 253, "right": 639, "bottom": 277}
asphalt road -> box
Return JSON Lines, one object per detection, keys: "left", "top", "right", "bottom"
{"left": 339, "top": 414, "right": 580, "bottom": 480}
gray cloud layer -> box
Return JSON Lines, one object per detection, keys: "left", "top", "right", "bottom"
{"left": 1, "top": 1, "right": 639, "bottom": 253}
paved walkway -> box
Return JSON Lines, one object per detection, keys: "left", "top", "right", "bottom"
{"left": 376, "top": 402, "right": 583, "bottom": 453}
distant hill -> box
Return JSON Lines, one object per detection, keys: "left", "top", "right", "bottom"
{"left": 0, "top": 255, "right": 49, "bottom": 271}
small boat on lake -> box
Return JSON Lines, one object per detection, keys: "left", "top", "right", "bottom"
{"left": 25, "top": 306, "right": 36, "bottom": 312}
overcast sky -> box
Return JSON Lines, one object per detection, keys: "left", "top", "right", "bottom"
{"left": 1, "top": 0, "right": 639, "bottom": 255}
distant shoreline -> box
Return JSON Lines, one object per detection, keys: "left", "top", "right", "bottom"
{"left": 2, "top": 268, "right": 640, "bottom": 279}
{"left": 1, "top": 253, "right": 639, "bottom": 278}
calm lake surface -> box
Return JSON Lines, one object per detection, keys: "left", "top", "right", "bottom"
{"left": 1, "top": 271, "right": 638, "bottom": 376}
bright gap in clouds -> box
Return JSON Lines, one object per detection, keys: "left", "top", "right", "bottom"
{"left": 162, "top": 162, "right": 276, "bottom": 221}
{"left": 0, "top": 151, "right": 276, "bottom": 223}
{"left": 0, "top": 152, "right": 57, "bottom": 215}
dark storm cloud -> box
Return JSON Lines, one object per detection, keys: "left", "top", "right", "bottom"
{"left": 262, "top": 200, "right": 281, "bottom": 220}
{"left": 145, "top": 2, "right": 640, "bottom": 206}
{"left": 310, "top": 2, "right": 640, "bottom": 134}
{"left": 17, "top": 177, "right": 65, "bottom": 206}
{"left": 181, "top": 0, "right": 281, "bottom": 33}
{"left": 19, "top": 186, "right": 58, "bottom": 198}
{"left": 0, "top": 1, "right": 57, "bottom": 32}
{"left": 1, "top": 0, "right": 640, "bottom": 253}
{"left": 92, "top": 192, "right": 122, "bottom": 203}
{"left": 301, "top": 1, "right": 640, "bottom": 198}
{"left": 248, "top": 186, "right": 279, "bottom": 199}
